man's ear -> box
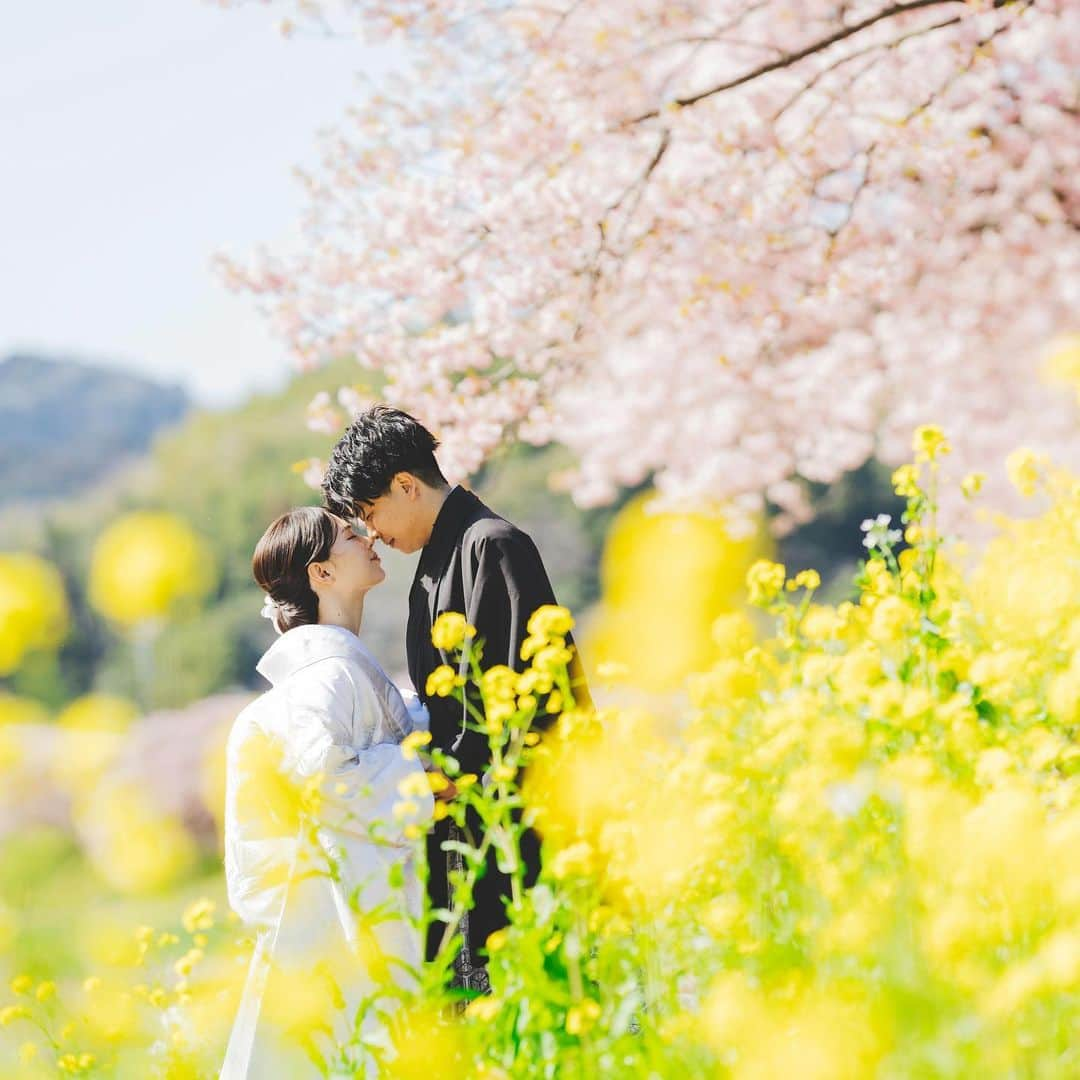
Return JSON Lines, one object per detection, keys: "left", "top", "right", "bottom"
{"left": 396, "top": 472, "right": 420, "bottom": 499}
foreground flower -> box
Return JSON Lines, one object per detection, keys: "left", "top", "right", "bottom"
{"left": 431, "top": 612, "right": 477, "bottom": 653}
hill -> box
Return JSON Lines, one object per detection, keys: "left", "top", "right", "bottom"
{"left": 0, "top": 354, "right": 189, "bottom": 506}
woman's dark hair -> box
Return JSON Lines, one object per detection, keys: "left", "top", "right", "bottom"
{"left": 322, "top": 405, "right": 447, "bottom": 519}
{"left": 252, "top": 506, "right": 338, "bottom": 634}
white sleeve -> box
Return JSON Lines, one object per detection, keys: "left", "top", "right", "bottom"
{"left": 288, "top": 660, "right": 433, "bottom": 848}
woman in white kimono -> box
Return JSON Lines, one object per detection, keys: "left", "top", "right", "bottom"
{"left": 221, "top": 507, "right": 433, "bottom": 1079}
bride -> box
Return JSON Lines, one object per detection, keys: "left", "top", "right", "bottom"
{"left": 221, "top": 507, "right": 433, "bottom": 1079}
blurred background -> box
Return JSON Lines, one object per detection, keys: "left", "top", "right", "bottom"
{"left": 3, "top": 1, "right": 1073, "bottom": 1073}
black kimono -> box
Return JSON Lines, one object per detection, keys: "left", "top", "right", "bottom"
{"left": 406, "top": 486, "right": 574, "bottom": 978}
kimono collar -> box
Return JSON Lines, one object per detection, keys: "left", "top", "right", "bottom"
{"left": 418, "top": 486, "right": 481, "bottom": 575}
{"left": 256, "top": 623, "right": 367, "bottom": 687}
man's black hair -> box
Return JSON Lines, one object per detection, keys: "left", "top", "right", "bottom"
{"left": 322, "top": 404, "right": 448, "bottom": 517}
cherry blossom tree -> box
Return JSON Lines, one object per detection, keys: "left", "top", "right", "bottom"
{"left": 217, "top": 0, "right": 1080, "bottom": 529}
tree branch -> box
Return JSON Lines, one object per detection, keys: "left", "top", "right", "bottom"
{"left": 624, "top": 0, "right": 1009, "bottom": 125}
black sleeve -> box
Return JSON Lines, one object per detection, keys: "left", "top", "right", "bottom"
{"left": 444, "top": 532, "right": 558, "bottom": 776}
{"left": 465, "top": 531, "right": 557, "bottom": 674}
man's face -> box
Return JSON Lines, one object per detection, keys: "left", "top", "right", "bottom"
{"left": 354, "top": 475, "right": 429, "bottom": 554}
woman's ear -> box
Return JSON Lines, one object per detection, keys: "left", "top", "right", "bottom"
{"left": 308, "top": 560, "right": 334, "bottom": 589}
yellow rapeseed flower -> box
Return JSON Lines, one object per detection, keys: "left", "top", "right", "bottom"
{"left": 426, "top": 771, "right": 450, "bottom": 794}
{"left": 401, "top": 730, "right": 433, "bottom": 760}
{"left": 532, "top": 645, "right": 573, "bottom": 676}
{"left": 565, "top": 999, "right": 601, "bottom": 1036}
{"left": 961, "top": 472, "right": 985, "bottom": 499}
{"left": 912, "top": 424, "right": 950, "bottom": 462}
{"left": 182, "top": 897, "right": 215, "bottom": 934}
{"left": 746, "top": 559, "right": 786, "bottom": 606}
{"left": 789, "top": 569, "right": 821, "bottom": 592}
{"left": 173, "top": 948, "right": 203, "bottom": 977}
{"left": 1042, "top": 333, "right": 1080, "bottom": 402}
{"left": 1, "top": 1004, "right": 30, "bottom": 1025}
{"left": 481, "top": 665, "right": 519, "bottom": 701}
{"left": 1006, "top": 448, "right": 1047, "bottom": 497}
{"left": 88, "top": 511, "right": 215, "bottom": 628}
{"left": 0, "top": 553, "right": 69, "bottom": 676}
{"left": 10, "top": 974, "right": 32, "bottom": 995}
{"left": 891, "top": 463, "right": 921, "bottom": 497}
{"left": 519, "top": 632, "right": 548, "bottom": 662}
{"left": 466, "top": 996, "right": 501, "bottom": 1022}
{"left": 397, "top": 770, "right": 433, "bottom": 798}
{"left": 527, "top": 604, "right": 575, "bottom": 639}
{"left": 431, "top": 612, "right": 476, "bottom": 652}
{"left": 485, "top": 929, "right": 510, "bottom": 954}
{"left": 425, "top": 664, "right": 463, "bottom": 698}
{"left": 550, "top": 841, "right": 595, "bottom": 881}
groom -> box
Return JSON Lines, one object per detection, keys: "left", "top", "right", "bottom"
{"left": 321, "top": 405, "right": 588, "bottom": 989}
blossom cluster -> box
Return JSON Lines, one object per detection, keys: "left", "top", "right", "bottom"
{"left": 217, "top": 1, "right": 1080, "bottom": 528}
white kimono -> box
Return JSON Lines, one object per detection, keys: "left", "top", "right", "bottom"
{"left": 220, "top": 624, "right": 433, "bottom": 1079}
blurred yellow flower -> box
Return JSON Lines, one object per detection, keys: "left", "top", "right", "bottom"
{"left": 586, "top": 492, "right": 769, "bottom": 691}
{"left": 56, "top": 693, "right": 138, "bottom": 732}
{"left": 466, "top": 996, "right": 501, "bottom": 1021}
{"left": 565, "top": 999, "right": 601, "bottom": 1036}
{"left": 485, "top": 928, "right": 510, "bottom": 953}
{"left": 0, "top": 1003, "right": 29, "bottom": 1025}
{"left": 181, "top": 898, "right": 215, "bottom": 934}
{"left": 550, "top": 841, "right": 595, "bottom": 881}
{"left": 912, "top": 423, "right": 950, "bottom": 462}
{"left": 88, "top": 511, "right": 215, "bottom": 628}
{"left": 891, "top": 463, "right": 920, "bottom": 497}
{"left": 961, "top": 471, "right": 985, "bottom": 499}
{"left": 1005, "top": 447, "right": 1048, "bottom": 498}
{"left": 1042, "top": 332, "right": 1080, "bottom": 403}
{"left": 0, "top": 552, "right": 69, "bottom": 676}
{"left": 76, "top": 781, "right": 197, "bottom": 894}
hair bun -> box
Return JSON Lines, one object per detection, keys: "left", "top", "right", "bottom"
{"left": 271, "top": 597, "right": 310, "bottom": 635}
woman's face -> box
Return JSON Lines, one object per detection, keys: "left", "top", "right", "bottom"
{"left": 323, "top": 518, "right": 386, "bottom": 595}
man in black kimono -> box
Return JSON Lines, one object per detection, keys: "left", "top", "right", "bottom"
{"left": 321, "top": 405, "right": 588, "bottom": 989}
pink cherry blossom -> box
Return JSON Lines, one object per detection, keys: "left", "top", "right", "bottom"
{"left": 217, "top": 0, "right": 1080, "bottom": 530}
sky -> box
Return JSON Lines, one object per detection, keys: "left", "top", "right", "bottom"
{"left": 1, "top": 2, "right": 396, "bottom": 407}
